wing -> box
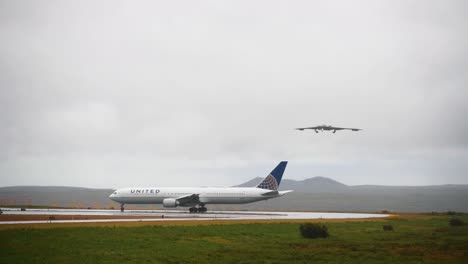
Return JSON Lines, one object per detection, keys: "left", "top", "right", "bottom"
{"left": 295, "top": 126, "right": 319, "bottom": 130}
{"left": 332, "top": 126, "right": 362, "bottom": 131}
{"left": 175, "top": 193, "right": 200, "bottom": 206}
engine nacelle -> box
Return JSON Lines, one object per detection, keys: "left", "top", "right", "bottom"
{"left": 162, "top": 198, "right": 179, "bottom": 208}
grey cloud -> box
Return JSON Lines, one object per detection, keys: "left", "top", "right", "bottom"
{"left": 1, "top": 0, "right": 467, "bottom": 187}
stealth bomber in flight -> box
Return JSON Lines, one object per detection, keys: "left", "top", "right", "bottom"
{"left": 296, "top": 124, "right": 362, "bottom": 133}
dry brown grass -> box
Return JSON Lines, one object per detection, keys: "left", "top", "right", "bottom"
{"left": 0, "top": 214, "right": 167, "bottom": 222}
{"left": 387, "top": 213, "right": 432, "bottom": 220}
{"left": 388, "top": 245, "right": 466, "bottom": 261}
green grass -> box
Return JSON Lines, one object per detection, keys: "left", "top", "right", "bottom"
{"left": 1, "top": 215, "right": 468, "bottom": 263}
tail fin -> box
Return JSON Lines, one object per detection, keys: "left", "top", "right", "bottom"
{"left": 256, "top": 161, "right": 288, "bottom": 190}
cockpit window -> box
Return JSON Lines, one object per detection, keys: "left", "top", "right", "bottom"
{"left": 113, "top": 191, "right": 117, "bottom": 195}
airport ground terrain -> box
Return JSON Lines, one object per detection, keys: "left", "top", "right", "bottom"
{"left": 1, "top": 214, "right": 467, "bottom": 264}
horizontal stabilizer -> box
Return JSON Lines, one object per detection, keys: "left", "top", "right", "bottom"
{"left": 278, "top": 190, "right": 294, "bottom": 196}
{"left": 261, "top": 190, "right": 293, "bottom": 196}
{"left": 261, "top": 190, "right": 279, "bottom": 196}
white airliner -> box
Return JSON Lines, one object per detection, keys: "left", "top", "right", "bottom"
{"left": 109, "top": 161, "right": 292, "bottom": 213}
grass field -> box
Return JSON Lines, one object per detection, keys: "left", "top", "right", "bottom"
{"left": 1, "top": 214, "right": 467, "bottom": 263}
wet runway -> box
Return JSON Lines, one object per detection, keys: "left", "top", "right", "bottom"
{"left": 0, "top": 208, "right": 389, "bottom": 225}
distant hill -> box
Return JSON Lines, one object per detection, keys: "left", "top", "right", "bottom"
{"left": 0, "top": 186, "right": 115, "bottom": 209}
{"left": 1, "top": 177, "right": 468, "bottom": 213}
{"left": 237, "top": 176, "right": 348, "bottom": 193}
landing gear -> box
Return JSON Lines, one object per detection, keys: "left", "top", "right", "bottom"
{"left": 189, "top": 205, "right": 207, "bottom": 213}
{"left": 120, "top": 203, "right": 125, "bottom": 212}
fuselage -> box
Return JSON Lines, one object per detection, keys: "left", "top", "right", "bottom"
{"left": 109, "top": 187, "right": 287, "bottom": 206}
{"left": 109, "top": 161, "right": 291, "bottom": 212}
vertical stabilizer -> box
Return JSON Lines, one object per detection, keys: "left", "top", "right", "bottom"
{"left": 256, "top": 161, "right": 288, "bottom": 190}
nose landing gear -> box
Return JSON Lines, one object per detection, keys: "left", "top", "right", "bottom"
{"left": 120, "top": 203, "right": 125, "bottom": 212}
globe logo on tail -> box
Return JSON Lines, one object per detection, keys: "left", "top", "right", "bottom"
{"left": 257, "top": 174, "right": 279, "bottom": 190}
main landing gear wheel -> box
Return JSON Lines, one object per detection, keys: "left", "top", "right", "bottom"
{"left": 120, "top": 203, "right": 125, "bottom": 212}
{"left": 189, "top": 206, "right": 207, "bottom": 213}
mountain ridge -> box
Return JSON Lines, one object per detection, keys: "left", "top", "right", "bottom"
{"left": 1, "top": 177, "right": 468, "bottom": 212}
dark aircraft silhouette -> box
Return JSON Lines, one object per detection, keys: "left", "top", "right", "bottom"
{"left": 296, "top": 124, "right": 362, "bottom": 133}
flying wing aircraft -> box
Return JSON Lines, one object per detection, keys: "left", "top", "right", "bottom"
{"left": 296, "top": 124, "right": 362, "bottom": 133}
{"left": 109, "top": 161, "right": 292, "bottom": 213}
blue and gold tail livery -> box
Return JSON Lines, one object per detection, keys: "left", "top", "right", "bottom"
{"left": 257, "top": 161, "right": 288, "bottom": 190}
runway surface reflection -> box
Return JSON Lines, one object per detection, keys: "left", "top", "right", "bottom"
{"left": 0, "top": 208, "right": 389, "bottom": 225}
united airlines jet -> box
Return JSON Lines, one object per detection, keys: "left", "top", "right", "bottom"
{"left": 109, "top": 161, "right": 292, "bottom": 213}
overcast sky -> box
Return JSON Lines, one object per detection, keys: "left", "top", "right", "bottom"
{"left": 1, "top": 0, "right": 467, "bottom": 188}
